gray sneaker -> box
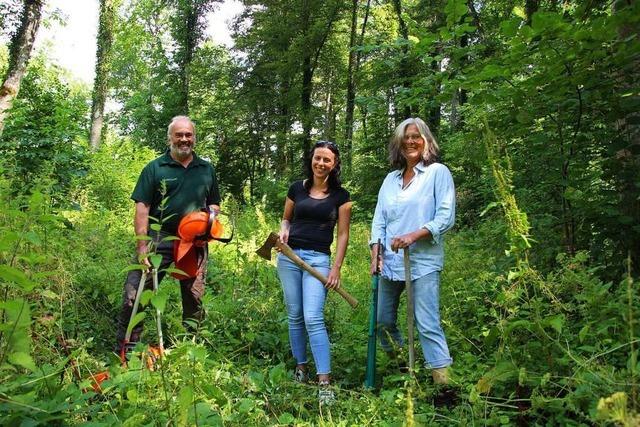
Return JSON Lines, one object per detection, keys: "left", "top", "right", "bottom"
{"left": 294, "top": 367, "right": 308, "bottom": 383}
{"left": 318, "top": 380, "right": 335, "bottom": 406}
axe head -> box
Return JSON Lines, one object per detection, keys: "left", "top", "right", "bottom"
{"left": 256, "top": 232, "right": 280, "bottom": 261}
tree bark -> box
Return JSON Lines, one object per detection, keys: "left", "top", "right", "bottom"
{"left": 344, "top": 0, "right": 371, "bottom": 173}
{"left": 391, "top": 0, "right": 411, "bottom": 120}
{"left": 90, "top": 0, "right": 118, "bottom": 150}
{"left": 300, "top": 0, "right": 340, "bottom": 154}
{"left": 0, "top": 0, "right": 44, "bottom": 136}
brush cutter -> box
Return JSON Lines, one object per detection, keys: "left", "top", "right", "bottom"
{"left": 365, "top": 239, "right": 381, "bottom": 389}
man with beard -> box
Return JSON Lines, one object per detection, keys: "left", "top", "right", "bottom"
{"left": 115, "top": 116, "right": 221, "bottom": 354}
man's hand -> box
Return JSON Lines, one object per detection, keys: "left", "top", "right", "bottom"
{"left": 137, "top": 241, "right": 151, "bottom": 270}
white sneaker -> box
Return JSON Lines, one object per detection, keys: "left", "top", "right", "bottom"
{"left": 318, "top": 380, "right": 335, "bottom": 406}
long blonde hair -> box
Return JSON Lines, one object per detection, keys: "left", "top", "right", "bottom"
{"left": 388, "top": 117, "right": 440, "bottom": 169}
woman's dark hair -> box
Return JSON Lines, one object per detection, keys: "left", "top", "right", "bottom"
{"left": 303, "top": 140, "right": 342, "bottom": 193}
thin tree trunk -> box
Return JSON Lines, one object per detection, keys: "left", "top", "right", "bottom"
{"left": 344, "top": 0, "right": 359, "bottom": 170}
{"left": 0, "top": 0, "right": 45, "bottom": 136}
{"left": 344, "top": 0, "right": 371, "bottom": 173}
{"left": 90, "top": 0, "right": 118, "bottom": 150}
{"left": 391, "top": 0, "right": 411, "bottom": 119}
{"left": 525, "top": 0, "right": 539, "bottom": 25}
{"left": 300, "top": 0, "right": 340, "bottom": 154}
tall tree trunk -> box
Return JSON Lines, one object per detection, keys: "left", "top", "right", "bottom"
{"left": 612, "top": 0, "right": 640, "bottom": 273}
{"left": 0, "top": 0, "right": 44, "bottom": 137}
{"left": 300, "top": 0, "right": 313, "bottom": 154}
{"left": 525, "top": 0, "right": 539, "bottom": 25}
{"left": 344, "top": 0, "right": 371, "bottom": 173}
{"left": 391, "top": 0, "right": 411, "bottom": 120}
{"left": 300, "top": 0, "right": 340, "bottom": 154}
{"left": 90, "top": 0, "right": 118, "bottom": 150}
{"left": 344, "top": 0, "right": 359, "bottom": 170}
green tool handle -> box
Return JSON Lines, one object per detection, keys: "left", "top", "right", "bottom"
{"left": 404, "top": 249, "right": 415, "bottom": 373}
{"left": 365, "top": 239, "right": 381, "bottom": 389}
{"left": 364, "top": 273, "right": 379, "bottom": 388}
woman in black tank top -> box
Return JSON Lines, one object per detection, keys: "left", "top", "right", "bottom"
{"left": 277, "top": 141, "right": 353, "bottom": 405}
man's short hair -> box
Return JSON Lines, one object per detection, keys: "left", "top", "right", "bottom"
{"left": 167, "top": 116, "right": 196, "bottom": 142}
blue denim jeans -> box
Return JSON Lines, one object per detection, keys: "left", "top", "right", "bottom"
{"left": 377, "top": 271, "right": 452, "bottom": 369}
{"left": 277, "top": 249, "right": 331, "bottom": 375}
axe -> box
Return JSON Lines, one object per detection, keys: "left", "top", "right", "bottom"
{"left": 256, "top": 232, "right": 359, "bottom": 308}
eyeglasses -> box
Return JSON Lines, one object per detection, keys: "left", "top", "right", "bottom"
{"left": 403, "top": 133, "right": 423, "bottom": 142}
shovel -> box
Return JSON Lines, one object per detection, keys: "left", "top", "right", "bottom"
{"left": 365, "top": 239, "right": 381, "bottom": 389}
{"left": 404, "top": 248, "right": 415, "bottom": 374}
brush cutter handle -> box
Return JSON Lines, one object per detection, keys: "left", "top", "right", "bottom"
{"left": 277, "top": 241, "right": 359, "bottom": 308}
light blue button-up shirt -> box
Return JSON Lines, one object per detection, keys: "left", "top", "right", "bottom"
{"left": 370, "top": 162, "right": 456, "bottom": 281}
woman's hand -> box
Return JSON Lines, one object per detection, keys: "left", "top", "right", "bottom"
{"left": 278, "top": 228, "right": 289, "bottom": 245}
{"left": 279, "top": 219, "right": 290, "bottom": 245}
{"left": 325, "top": 266, "right": 341, "bottom": 290}
{"left": 390, "top": 232, "right": 417, "bottom": 252}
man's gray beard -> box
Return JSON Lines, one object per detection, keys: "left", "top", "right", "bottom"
{"left": 171, "top": 145, "right": 191, "bottom": 161}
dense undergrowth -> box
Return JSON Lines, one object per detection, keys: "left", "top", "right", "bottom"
{"left": 0, "top": 141, "right": 638, "bottom": 426}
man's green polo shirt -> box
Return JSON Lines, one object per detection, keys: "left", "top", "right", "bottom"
{"left": 131, "top": 150, "right": 221, "bottom": 235}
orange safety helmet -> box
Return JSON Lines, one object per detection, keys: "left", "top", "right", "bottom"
{"left": 173, "top": 211, "right": 225, "bottom": 279}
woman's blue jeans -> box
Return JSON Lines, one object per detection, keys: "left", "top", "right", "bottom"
{"left": 377, "top": 271, "right": 452, "bottom": 369}
{"left": 277, "top": 249, "right": 331, "bottom": 375}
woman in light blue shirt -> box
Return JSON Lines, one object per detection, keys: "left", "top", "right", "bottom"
{"left": 370, "top": 117, "right": 455, "bottom": 385}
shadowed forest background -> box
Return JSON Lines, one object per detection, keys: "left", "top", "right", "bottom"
{"left": 0, "top": 0, "right": 638, "bottom": 425}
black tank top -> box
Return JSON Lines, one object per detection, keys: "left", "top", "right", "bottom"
{"left": 286, "top": 181, "right": 350, "bottom": 255}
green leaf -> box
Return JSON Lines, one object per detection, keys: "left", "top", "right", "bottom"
{"left": 41, "top": 290, "right": 59, "bottom": 299}
{"left": 8, "top": 351, "right": 37, "bottom": 372}
{"left": 127, "top": 389, "right": 138, "bottom": 402}
{"left": 578, "top": 324, "right": 590, "bottom": 343}
{"left": 160, "top": 235, "right": 180, "bottom": 242}
{"left": 545, "top": 315, "right": 564, "bottom": 334}
{"left": 163, "top": 267, "right": 188, "bottom": 276}
{"left": 149, "top": 254, "right": 162, "bottom": 269}
{"left": 135, "top": 235, "right": 152, "bottom": 241}
{"left": 188, "top": 346, "right": 207, "bottom": 362}
{"left": 238, "top": 398, "right": 256, "bottom": 413}
{"left": 2, "top": 299, "right": 32, "bottom": 359}
{"left": 512, "top": 6, "right": 526, "bottom": 19}
{"left": 151, "top": 293, "right": 167, "bottom": 313}
{"left": 278, "top": 413, "right": 295, "bottom": 424}
{"left": 178, "top": 386, "right": 193, "bottom": 424}
{"left": 126, "top": 312, "right": 146, "bottom": 337}
{"left": 149, "top": 224, "right": 161, "bottom": 232}
{"left": 0, "top": 265, "right": 36, "bottom": 291}
{"left": 480, "top": 201, "right": 500, "bottom": 217}
{"left": 140, "top": 290, "right": 154, "bottom": 306}
{"left": 120, "top": 264, "right": 148, "bottom": 274}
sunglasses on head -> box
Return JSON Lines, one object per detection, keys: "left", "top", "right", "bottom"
{"left": 314, "top": 140, "right": 339, "bottom": 151}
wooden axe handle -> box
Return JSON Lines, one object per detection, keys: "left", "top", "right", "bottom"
{"left": 277, "top": 240, "right": 359, "bottom": 308}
